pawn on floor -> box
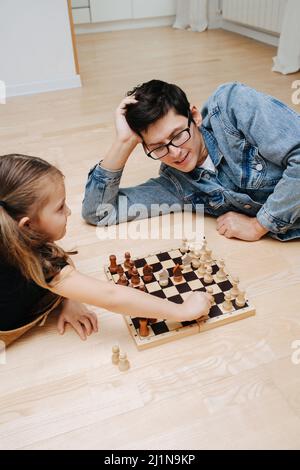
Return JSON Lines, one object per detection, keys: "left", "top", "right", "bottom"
{"left": 112, "top": 345, "right": 120, "bottom": 365}
{"left": 118, "top": 352, "right": 130, "bottom": 372}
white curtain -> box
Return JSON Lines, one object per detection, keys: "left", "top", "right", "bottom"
{"left": 272, "top": 0, "right": 300, "bottom": 74}
{"left": 173, "top": 0, "right": 208, "bottom": 32}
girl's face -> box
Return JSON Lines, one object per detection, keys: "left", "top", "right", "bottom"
{"left": 34, "top": 179, "right": 71, "bottom": 241}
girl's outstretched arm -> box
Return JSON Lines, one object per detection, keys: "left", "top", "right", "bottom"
{"left": 49, "top": 267, "right": 211, "bottom": 322}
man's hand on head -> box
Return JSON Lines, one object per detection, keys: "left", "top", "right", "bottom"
{"left": 115, "top": 96, "right": 142, "bottom": 145}
{"left": 216, "top": 212, "right": 269, "bottom": 241}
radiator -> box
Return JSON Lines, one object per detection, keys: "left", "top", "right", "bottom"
{"left": 222, "top": 0, "right": 287, "bottom": 34}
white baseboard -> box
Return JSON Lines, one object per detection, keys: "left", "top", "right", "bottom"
{"left": 75, "top": 16, "right": 175, "bottom": 34}
{"left": 221, "top": 20, "right": 279, "bottom": 47}
{"left": 6, "top": 75, "right": 82, "bottom": 98}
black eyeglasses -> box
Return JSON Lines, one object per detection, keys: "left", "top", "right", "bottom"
{"left": 143, "top": 114, "right": 192, "bottom": 160}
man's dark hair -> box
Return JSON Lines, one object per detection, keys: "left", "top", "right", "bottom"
{"left": 125, "top": 79, "right": 190, "bottom": 135}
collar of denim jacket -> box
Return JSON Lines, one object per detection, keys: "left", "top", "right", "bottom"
{"left": 199, "top": 126, "right": 223, "bottom": 168}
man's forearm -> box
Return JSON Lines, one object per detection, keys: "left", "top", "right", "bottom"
{"left": 101, "top": 137, "right": 138, "bottom": 171}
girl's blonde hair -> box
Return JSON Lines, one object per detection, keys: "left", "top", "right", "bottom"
{"left": 0, "top": 154, "right": 70, "bottom": 288}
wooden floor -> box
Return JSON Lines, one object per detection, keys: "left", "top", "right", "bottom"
{"left": 1, "top": 27, "right": 300, "bottom": 450}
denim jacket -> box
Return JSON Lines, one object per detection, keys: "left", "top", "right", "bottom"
{"left": 82, "top": 82, "right": 300, "bottom": 241}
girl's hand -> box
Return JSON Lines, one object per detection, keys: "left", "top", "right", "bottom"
{"left": 179, "top": 291, "right": 212, "bottom": 322}
{"left": 115, "top": 96, "right": 142, "bottom": 145}
{"left": 57, "top": 299, "right": 98, "bottom": 340}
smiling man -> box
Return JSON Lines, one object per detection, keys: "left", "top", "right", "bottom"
{"left": 82, "top": 79, "right": 300, "bottom": 241}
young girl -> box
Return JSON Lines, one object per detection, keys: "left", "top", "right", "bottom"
{"left": 0, "top": 154, "right": 211, "bottom": 346}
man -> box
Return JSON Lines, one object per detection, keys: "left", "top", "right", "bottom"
{"left": 82, "top": 80, "right": 300, "bottom": 241}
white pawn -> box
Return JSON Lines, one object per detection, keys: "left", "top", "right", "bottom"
{"left": 204, "top": 265, "right": 213, "bottom": 284}
{"left": 180, "top": 237, "right": 189, "bottom": 254}
{"left": 197, "top": 260, "right": 206, "bottom": 277}
{"left": 118, "top": 352, "right": 130, "bottom": 372}
{"left": 205, "top": 249, "right": 213, "bottom": 265}
{"left": 222, "top": 292, "right": 233, "bottom": 311}
{"left": 235, "top": 290, "right": 246, "bottom": 307}
{"left": 158, "top": 268, "right": 169, "bottom": 287}
{"left": 191, "top": 249, "right": 201, "bottom": 269}
{"left": 206, "top": 286, "right": 215, "bottom": 305}
{"left": 112, "top": 345, "right": 120, "bottom": 365}
{"left": 216, "top": 259, "right": 227, "bottom": 281}
{"left": 230, "top": 276, "right": 240, "bottom": 297}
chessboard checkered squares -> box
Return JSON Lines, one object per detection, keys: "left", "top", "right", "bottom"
{"left": 162, "top": 286, "right": 179, "bottom": 298}
{"left": 146, "top": 281, "right": 162, "bottom": 293}
{"left": 187, "top": 279, "right": 204, "bottom": 290}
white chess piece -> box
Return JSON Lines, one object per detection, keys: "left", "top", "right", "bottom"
{"left": 197, "top": 260, "right": 206, "bottom": 277}
{"left": 222, "top": 292, "right": 233, "bottom": 311}
{"left": 112, "top": 345, "right": 120, "bottom": 365}
{"left": 191, "top": 249, "right": 201, "bottom": 269}
{"left": 205, "top": 249, "right": 213, "bottom": 265}
{"left": 204, "top": 265, "right": 213, "bottom": 284}
{"left": 235, "top": 290, "right": 246, "bottom": 307}
{"left": 118, "top": 352, "right": 130, "bottom": 371}
{"left": 199, "top": 239, "right": 207, "bottom": 257}
{"left": 180, "top": 237, "right": 189, "bottom": 253}
{"left": 216, "top": 259, "right": 227, "bottom": 281}
{"left": 206, "top": 286, "right": 215, "bottom": 305}
{"left": 158, "top": 268, "right": 169, "bottom": 287}
{"left": 230, "top": 276, "right": 240, "bottom": 297}
{"left": 182, "top": 253, "right": 192, "bottom": 270}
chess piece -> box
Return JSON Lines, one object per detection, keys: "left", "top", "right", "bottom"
{"left": 230, "top": 276, "right": 240, "bottom": 298}
{"left": 112, "top": 345, "right": 120, "bottom": 365}
{"left": 173, "top": 264, "right": 183, "bottom": 282}
{"left": 127, "top": 260, "right": 135, "bottom": 278}
{"left": 197, "top": 260, "right": 206, "bottom": 277}
{"left": 118, "top": 352, "right": 130, "bottom": 371}
{"left": 124, "top": 252, "right": 131, "bottom": 269}
{"left": 191, "top": 249, "right": 201, "bottom": 269}
{"left": 199, "top": 239, "right": 207, "bottom": 257}
{"left": 216, "top": 259, "right": 227, "bottom": 281}
{"left": 138, "top": 284, "right": 146, "bottom": 292}
{"left": 139, "top": 318, "right": 150, "bottom": 337}
{"left": 158, "top": 268, "right": 169, "bottom": 287}
{"left": 180, "top": 237, "right": 189, "bottom": 254}
{"left": 109, "top": 254, "right": 118, "bottom": 274}
{"left": 143, "top": 264, "right": 154, "bottom": 282}
{"left": 204, "top": 249, "right": 213, "bottom": 265}
{"left": 188, "top": 242, "right": 195, "bottom": 256}
{"left": 222, "top": 291, "right": 233, "bottom": 311}
{"left": 235, "top": 290, "right": 246, "bottom": 307}
{"left": 117, "top": 272, "right": 128, "bottom": 286}
{"left": 130, "top": 267, "right": 140, "bottom": 286}
{"left": 117, "top": 264, "right": 124, "bottom": 275}
{"left": 182, "top": 253, "right": 192, "bottom": 270}
{"left": 206, "top": 286, "right": 215, "bottom": 305}
{"left": 204, "top": 265, "right": 213, "bottom": 284}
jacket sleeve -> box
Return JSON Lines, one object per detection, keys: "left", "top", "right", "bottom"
{"left": 81, "top": 163, "right": 184, "bottom": 226}
{"left": 219, "top": 83, "right": 300, "bottom": 233}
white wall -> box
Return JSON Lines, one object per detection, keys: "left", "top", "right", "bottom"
{"left": 0, "top": 0, "right": 81, "bottom": 98}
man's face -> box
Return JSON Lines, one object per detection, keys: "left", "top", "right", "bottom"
{"left": 141, "top": 108, "right": 205, "bottom": 173}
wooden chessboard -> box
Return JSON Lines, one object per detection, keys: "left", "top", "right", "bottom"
{"left": 104, "top": 246, "right": 256, "bottom": 350}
